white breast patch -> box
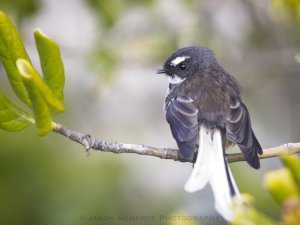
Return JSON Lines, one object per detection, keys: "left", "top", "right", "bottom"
{"left": 168, "top": 74, "right": 186, "bottom": 84}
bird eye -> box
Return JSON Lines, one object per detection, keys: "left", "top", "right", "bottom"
{"left": 179, "top": 63, "right": 186, "bottom": 70}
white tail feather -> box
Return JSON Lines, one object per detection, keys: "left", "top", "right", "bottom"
{"left": 184, "top": 126, "right": 214, "bottom": 192}
{"left": 184, "top": 126, "right": 241, "bottom": 220}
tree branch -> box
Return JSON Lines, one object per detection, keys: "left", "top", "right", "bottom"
{"left": 52, "top": 122, "right": 300, "bottom": 163}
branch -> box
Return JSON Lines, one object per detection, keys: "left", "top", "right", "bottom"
{"left": 52, "top": 122, "right": 300, "bottom": 163}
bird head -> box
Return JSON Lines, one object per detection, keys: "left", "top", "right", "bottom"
{"left": 157, "top": 46, "right": 217, "bottom": 84}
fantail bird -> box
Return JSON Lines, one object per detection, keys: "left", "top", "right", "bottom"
{"left": 157, "top": 46, "right": 262, "bottom": 220}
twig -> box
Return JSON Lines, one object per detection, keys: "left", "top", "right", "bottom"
{"left": 52, "top": 122, "right": 300, "bottom": 163}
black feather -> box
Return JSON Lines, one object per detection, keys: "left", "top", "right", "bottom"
{"left": 226, "top": 102, "right": 262, "bottom": 169}
{"left": 166, "top": 96, "right": 199, "bottom": 160}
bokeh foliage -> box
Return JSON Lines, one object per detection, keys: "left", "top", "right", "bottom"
{"left": 232, "top": 155, "right": 300, "bottom": 225}
{"left": 0, "top": 0, "right": 39, "bottom": 25}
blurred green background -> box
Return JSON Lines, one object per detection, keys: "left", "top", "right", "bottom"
{"left": 0, "top": 0, "right": 300, "bottom": 225}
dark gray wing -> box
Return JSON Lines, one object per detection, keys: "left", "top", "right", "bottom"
{"left": 226, "top": 100, "right": 263, "bottom": 169}
{"left": 166, "top": 96, "right": 199, "bottom": 160}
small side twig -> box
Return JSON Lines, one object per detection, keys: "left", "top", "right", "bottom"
{"left": 52, "top": 122, "right": 300, "bottom": 163}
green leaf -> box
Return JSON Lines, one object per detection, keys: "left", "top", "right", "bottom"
{"left": 281, "top": 155, "right": 300, "bottom": 191}
{"left": 231, "top": 205, "right": 280, "bottom": 225}
{"left": 0, "top": 92, "right": 34, "bottom": 131}
{"left": 264, "top": 168, "right": 299, "bottom": 204}
{"left": 231, "top": 194, "right": 280, "bottom": 225}
{"left": 16, "top": 59, "right": 52, "bottom": 136}
{"left": 34, "top": 29, "right": 65, "bottom": 103}
{"left": 0, "top": 11, "right": 31, "bottom": 105}
{"left": 16, "top": 59, "right": 64, "bottom": 112}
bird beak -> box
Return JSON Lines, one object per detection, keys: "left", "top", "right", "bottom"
{"left": 156, "top": 68, "right": 166, "bottom": 74}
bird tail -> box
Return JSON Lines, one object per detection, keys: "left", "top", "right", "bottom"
{"left": 184, "top": 126, "right": 241, "bottom": 220}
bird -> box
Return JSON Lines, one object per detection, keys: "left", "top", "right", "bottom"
{"left": 156, "top": 46, "right": 263, "bottom": 220}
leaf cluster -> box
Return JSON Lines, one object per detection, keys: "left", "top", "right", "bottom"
{"left": 0, "top": 11, "right": 64, "bottom": 135}
{"left": 232, "top": 155, "right": 300, "bottom": 225}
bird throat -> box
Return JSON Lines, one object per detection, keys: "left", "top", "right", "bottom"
{"left": 168, "top": 74, "right": 186, "bottom": 84}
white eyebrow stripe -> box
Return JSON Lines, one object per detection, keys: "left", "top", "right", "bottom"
{"left": 170, "top": 56, "right": 190, "bottom": 66}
